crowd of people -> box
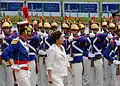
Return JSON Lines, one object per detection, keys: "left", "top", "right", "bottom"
{"left": 0, "top": 5, "right": 120, "bottom": 86}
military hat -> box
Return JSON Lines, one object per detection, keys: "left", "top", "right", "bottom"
{"left": 17, "top": 20, "right": 29, "bottom": 35}
{"left": 71, "top": 17, "right": 79, "bottom": 31}
{"left": 38, "top": 22, "right": 42, "bottom": 28}
{"left": 71, "top": 23, "right": 79, "bottom": 31}
{"left": 44, "top": 16, "right": 51, "bottom": 29}
{"left": 62, "top": 22, "right": 69, "bottom": 29}
{"left": 102, "top": 21, "right": 108, "bottom": 27}
{"left": 17, "top": 20, "right": 29, "bottom": 30}
{"left": 101, "top": 16, "right": 108, "bottom": 27}
{"left": 79, "top": 23, "right": 86, "bottom": 29}
{"left": 109, "top": 23, "right": 115, "bottom": 28}
{"left": 62, "top": 16, "right": 69, "bottom": 29}
{"left": 38, "top": 16, "right": 43, "bottom": 28}
{"left": 33, "top": 20, "right": 37, "bottom": 26}
{"left": 91, "top": 23, "right": 99, "bottom": 30}
{"left": 51, "top": 16, "right": 58, "bottom": 29}
{"left": 2, "top": 22, "right": 10, "bottom": 29}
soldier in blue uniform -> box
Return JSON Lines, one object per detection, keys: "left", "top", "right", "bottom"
{"left": 1, "top": 19, "right": 31, "bottom": 86}
{"left": 103, "top": 22, "right": 120, "bottom": 86}
{"left": 27, "top": 25, "right": 40, "bottom": 86}
{"left": 0, "top": 18, "right": 6, "bottom": 86}
{"left": 68, "top": 19, "right": 87, "bottom": 86}
{"left": 38, "top": 16, "right": 52, "bottom": 86}
{"left": 87, "top": 23, "right": 107, "bottom": 86}
{"left": 101, "top": 16, "right": 112, "bottom": 86}
{"left": 61, "top": 16, "right": 71, "bottom": 86}
{"left": 1, "top": 20, "right": 16, "bottom": 86}
{"left": 78, "top": 23, "right": 89, "bottom": 85}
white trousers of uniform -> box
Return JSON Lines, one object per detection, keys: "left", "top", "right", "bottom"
{"left": 15, "top": 70, "right": 31, "bottom": 86}
{"left": 83, "top": 56, "right": 89, "bottom": 85}
{"left": 103, "top": 58, "right": 109, "bottom": 86}
{"left": 39, "top": 57, "right": 48, "bottom": 86}
{"left": 28, "top": 60, "right": 36, "bottom": 86}
{"left": 0, "top": 64, "right": 6, "bottom": 86}
{"left": 110, "top": 64, "right": 117, "bottom": 86}
{"left": 0, "top": 60, "right": 14, "bottom": 86}
{"left": 67, "top": 68, "right": 73, "bottom": 86}
{"left": 5, "top": 67, "right": 14, "bottom": 86}
{"left": 88, "top": 58, "right": 104, "bottom": 86}
{"left": 72, "top": 63, "right": 82, "bottom": 86}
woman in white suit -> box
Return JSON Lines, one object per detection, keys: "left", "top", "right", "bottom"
{"left": 46, "top": 31, "right": 74, "bottom": 86}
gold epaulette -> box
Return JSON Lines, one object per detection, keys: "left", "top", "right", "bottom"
{"left": 11, "top": 37, "right": 19, "bottom": 44}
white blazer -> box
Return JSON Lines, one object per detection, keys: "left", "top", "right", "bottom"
{"left": 46, "top": 44, "right": 70, "bottom": 76}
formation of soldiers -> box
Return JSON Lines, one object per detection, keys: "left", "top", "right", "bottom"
{"left": 0, "top": 4, "right": 120, "bottom": 86}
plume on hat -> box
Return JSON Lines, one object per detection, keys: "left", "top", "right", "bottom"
{"left": 21, "top": 6, "right": 29, "bottom": 19}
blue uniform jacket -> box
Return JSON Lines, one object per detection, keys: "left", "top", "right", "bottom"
{"left": 103, "top": 40, "right": 118, "bottom": 61}
{"left": 40, "top": 36, "right": 53, "bottom": 50}
{"left": 87, "top": 33, "right": 107, "bottom": 57}
{"left": 28, "top": 35, "right": 40, "bottom": 61}
{"left": 2, "top": 39, "right": 29, "bottom": 62}
{"left": 68, "top": 36, "right": 87, "bottom": 63}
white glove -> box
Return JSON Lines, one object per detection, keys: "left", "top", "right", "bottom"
{"left": 107, "top": 33, "right": 113, "bottom": 39}
{"left": 88, "top": 52, "right": 95, "bottom": 58}
{"left": 97, "top": 31, "right": 103, "bottom": 34}
{"left": 66, "top": 55, "right": 73, "bottom": 61}
{"left": 0, "top": 33, "right": 5, "bottom": 39}
{"left": 89, "top": 32, "right": 95, "bottom": 38}
{"left": 0, "top": 52, "right": 2, "bottom": 56}
{"left": 68, "top": 34, "right": 74, "bottom": 41}
{"left": 38, "top": 50, "right": 47, "bottom": 56}
{"left": 37, "top": 31, "right": 43, "bottom": 36}
{"left": 11, "top": 65, "right": 21, "bottom": 70}
{"left": 113, "top": 60, "right": 120, "bottom": 65}
{"left": 42, "top": 32, "right": 48, "bottom": 37}
{"left": 115, "top": 39, "right": 120, "bottom": 46}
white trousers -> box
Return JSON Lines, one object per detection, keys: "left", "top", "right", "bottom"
{"left": 39, "top": 57, "right": 48, "bottom": 86}
{"left": 0, "top": 65, "right": 6, "bottom": 86}
{"left": 5, "top": 67, "right": 14, "bottom": 86}
{"left": 72, "top": 63, "right": 83, "bottom": 86}
{"left": 67, "top": 69, "right": 73, "bottom": 86}
{"left": 15, "top": 70, "right": 31, "bottom": 86}
{"left": 0, "top": 60, "right": 14, "bottom": 86}
{"left": 110, "top": 64, "right": 117, "bottom": 86}
{"left": 83, "top": 56, "right": 89, "bottom": 85}
{"left": 28, "top": 60, "right": 36, "bottom": 86}
{"left": 103, "top": 58, "right": 110, "bottom": 86}
{"left": 88, "top": 58, "right": 104, "bottom": 86}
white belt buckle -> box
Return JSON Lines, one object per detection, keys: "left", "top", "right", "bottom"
{"left": 88, "top": 52, "right": 95, "bottom": 58}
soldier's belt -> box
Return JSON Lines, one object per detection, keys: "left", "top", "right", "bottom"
{"left": 14, "top": 60, "right": 28, "bottom": 64}
{"left": 88, "top": 55, "right": 102, "bottom": 61}
{"left": 73, "top": 53, "right": 82, "bottom": 57}
{"left": 39, "top": 54, "right": 47, "bottom": 57}
{"left": 28, "top": 52, "right": 36, "bottom": 55}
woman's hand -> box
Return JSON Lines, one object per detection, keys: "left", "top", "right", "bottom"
{"left": 48, "top": 70, "right": 53, "bottom": 84}
{"left": 48, "top": 77, "right": 53, "bottom": 84}
{"left": 71, "top": 72, "right": 75, "bottom": 78}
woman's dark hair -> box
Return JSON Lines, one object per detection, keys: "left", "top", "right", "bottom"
{"left": 50, "top": 30, "right": 62, "bottom": 44}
